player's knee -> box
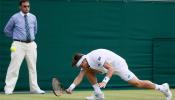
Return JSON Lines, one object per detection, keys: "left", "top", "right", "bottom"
{"left": 128, "top": 78, "right": 145, "bottom": 88}
{"left": 135, "top": 80, "right": 151, "bottom": 88}
{"left": 133, "top": 81, "right": 143, "bottom": 88}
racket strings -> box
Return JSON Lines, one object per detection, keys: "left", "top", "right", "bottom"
{"left": 52, "top": 78, "right": 65, "bottom": 96}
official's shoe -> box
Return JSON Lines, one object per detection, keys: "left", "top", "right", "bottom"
{"left": 86, "top": 91, "right": 104, "bottom": 100}
{"left": 30, "top": 89, "right": 45, "bottom": 94}
{"left": 5, "top": 91, "right": 12, "bottom": 95}
{"left": 161, "top": 83, "right": 172, "bottom": 100}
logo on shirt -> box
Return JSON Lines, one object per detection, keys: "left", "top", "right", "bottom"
{"left": 97, "top": 56, "right": 102, "bottom": 66}
{"left": 98, "top": 64, "right": 101, "bottom": 66}
{"left": 98, "top": 56, "right": 101, "bottom": 61}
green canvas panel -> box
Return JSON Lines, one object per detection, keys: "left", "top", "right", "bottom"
{"left": 153, "top": 38, "right": 175, "bottom": 87}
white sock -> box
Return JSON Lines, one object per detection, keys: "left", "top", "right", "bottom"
{"left": 155, "top": 84, "right": 164, "bottom": 91}
{"left": 92, "top": 84, "right": 102, "bottom": 94}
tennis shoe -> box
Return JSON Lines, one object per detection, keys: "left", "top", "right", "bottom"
{"left": 86, "top": 91, "right": 104, "bottom": 100}
{"left": 161, "top": 83, "right": 172, "bottom": 100}
{"left": 30, "top": 89, "right": 45, "bottom": 94}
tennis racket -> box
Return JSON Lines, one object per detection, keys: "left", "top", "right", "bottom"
{"left": 52, "top": 77, "right": 65, "bottom": 96}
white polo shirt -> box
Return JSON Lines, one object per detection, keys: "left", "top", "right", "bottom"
{"left": 86, "top": 49, "right": 125, "bottom": 74}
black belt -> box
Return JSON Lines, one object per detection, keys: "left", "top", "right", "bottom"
{"left": 13, "top": 39, "right": 33, "bottom": 43}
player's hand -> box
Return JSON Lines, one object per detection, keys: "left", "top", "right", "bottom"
{"left": 65, "top": 89, "right": 72, "bottom": 94}
{"left": 98, "top": 82, "right": 107, "bottom": 88}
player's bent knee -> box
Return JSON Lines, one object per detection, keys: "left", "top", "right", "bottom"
{"left": 128, "top": 77, "right": 153, "bottom": 89}
{"left": 131, "top": 80, "right": 143, "bottom": 88}
{"left": 134, "top": 82, "right": 142, "bottom": 88}
{"left": 128, "top": 79, "right": 142, "bottom": 88}
{"left": 134, "top": 81, "right": 150, "bottom": 88}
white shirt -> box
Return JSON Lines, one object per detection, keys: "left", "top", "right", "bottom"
{"left": 86, "top": 49, "right": 125, "bottom": 74}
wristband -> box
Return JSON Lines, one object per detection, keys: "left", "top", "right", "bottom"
{"left": 102, "top": 76, "right": 110, "bottom": 83}
{"left": 68, "top": 83, "right": 76, "bottom": 91}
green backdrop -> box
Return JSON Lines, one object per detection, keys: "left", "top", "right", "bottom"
{"left": 0, "top": 0, "right": 175, "bottom": 91}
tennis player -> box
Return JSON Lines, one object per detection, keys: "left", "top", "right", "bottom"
{"left": 66, "top": 49, "right": 172, "bottom": 100}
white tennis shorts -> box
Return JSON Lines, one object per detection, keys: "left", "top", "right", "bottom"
{"left": 113, "top": 60, "right": 137, "bottom": 81}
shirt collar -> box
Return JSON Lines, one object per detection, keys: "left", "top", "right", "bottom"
{"left": 20, "top": 11, "right": 29, "bottom": 16}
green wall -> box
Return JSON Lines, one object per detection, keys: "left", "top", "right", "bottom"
{"left": 153, "top": 38, "right": 175, "bottom": 86}
{"left": 0, "top": 0, "right": 175, "bottom": 91}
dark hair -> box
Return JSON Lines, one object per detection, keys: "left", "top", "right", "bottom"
{"left": 19, "top": 0, "right": 29, "bottom": 6}
{"left": 72, "top": 53, "right": 84, "bottom": 67}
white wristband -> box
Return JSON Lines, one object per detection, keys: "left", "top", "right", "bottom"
{"left": 102, "top": 76, "right": 110, "bottom": 83}
{"left": 68, "top": 83, "right": 76, "bottom": 91}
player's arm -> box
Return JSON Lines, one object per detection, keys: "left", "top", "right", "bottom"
{"left": 66, "top": 70, "right": 85, "bottom": 94}
{"left": 99, "top": 62, "right": 114, "bottom": 88}
{"left": 72, "top": 70, "right": 85, "bottom": 85}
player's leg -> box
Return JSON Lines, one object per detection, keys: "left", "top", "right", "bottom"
{"left": 4, "top": 41, "right": 25, "bottom": 94}
{"left": 84, "top": 69, "right": 104, "bottom": 100}
{"left": 127, "top": 74, "right": 172, "bottom": 100}
{"left": 127, "top": 77, "right": 155, "bottom": 89}
{"left": 116, "top": 60, "right": 172, "bottom": 100}
{"left": 117, "top": 68, "right": 172, "bottom": 100}
{"left": 25, "top": 42, "right": 45, "bottom": 94}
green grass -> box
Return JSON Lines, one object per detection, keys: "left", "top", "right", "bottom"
{"left": 0, "top": 89, "right": 174, "bottom": 100}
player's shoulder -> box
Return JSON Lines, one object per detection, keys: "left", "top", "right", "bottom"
{"left": 89, "top": 49, "right": 110, "bottom": 56}
{"left": 91, "top": 48, "right": 111, "bottom": 53}
{"left": 87, "top": 49, "right": 106, "bottom": 61}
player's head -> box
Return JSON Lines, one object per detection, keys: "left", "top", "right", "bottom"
{"left": 72, "top": 53, "right": 89, "bottom": 68}
{"left": 19, "top": 0, "right": 30, "bottom": 14}
{"left": 72, "top": 53, "right": 84, "bottom": 67}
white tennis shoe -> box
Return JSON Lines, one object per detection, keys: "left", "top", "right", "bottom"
{"left": 161, "top": 83, "right": 172, "bottom": 100}
{"left": 30, "top": 89, "right": 45, "bottom": 94}
{"left": 86, "top": 91, "right": 104, "bottom": 100}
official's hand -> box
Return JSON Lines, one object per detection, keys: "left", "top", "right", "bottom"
{"left": 98, "top": 82, "right": 107, "bottom": 88}
{"left": 65, "top": 88, "right": 72, "bottom": 94}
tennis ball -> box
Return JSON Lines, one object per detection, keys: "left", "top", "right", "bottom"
{"left": 10, "top": 47, "right": 16, "bottom": 52}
